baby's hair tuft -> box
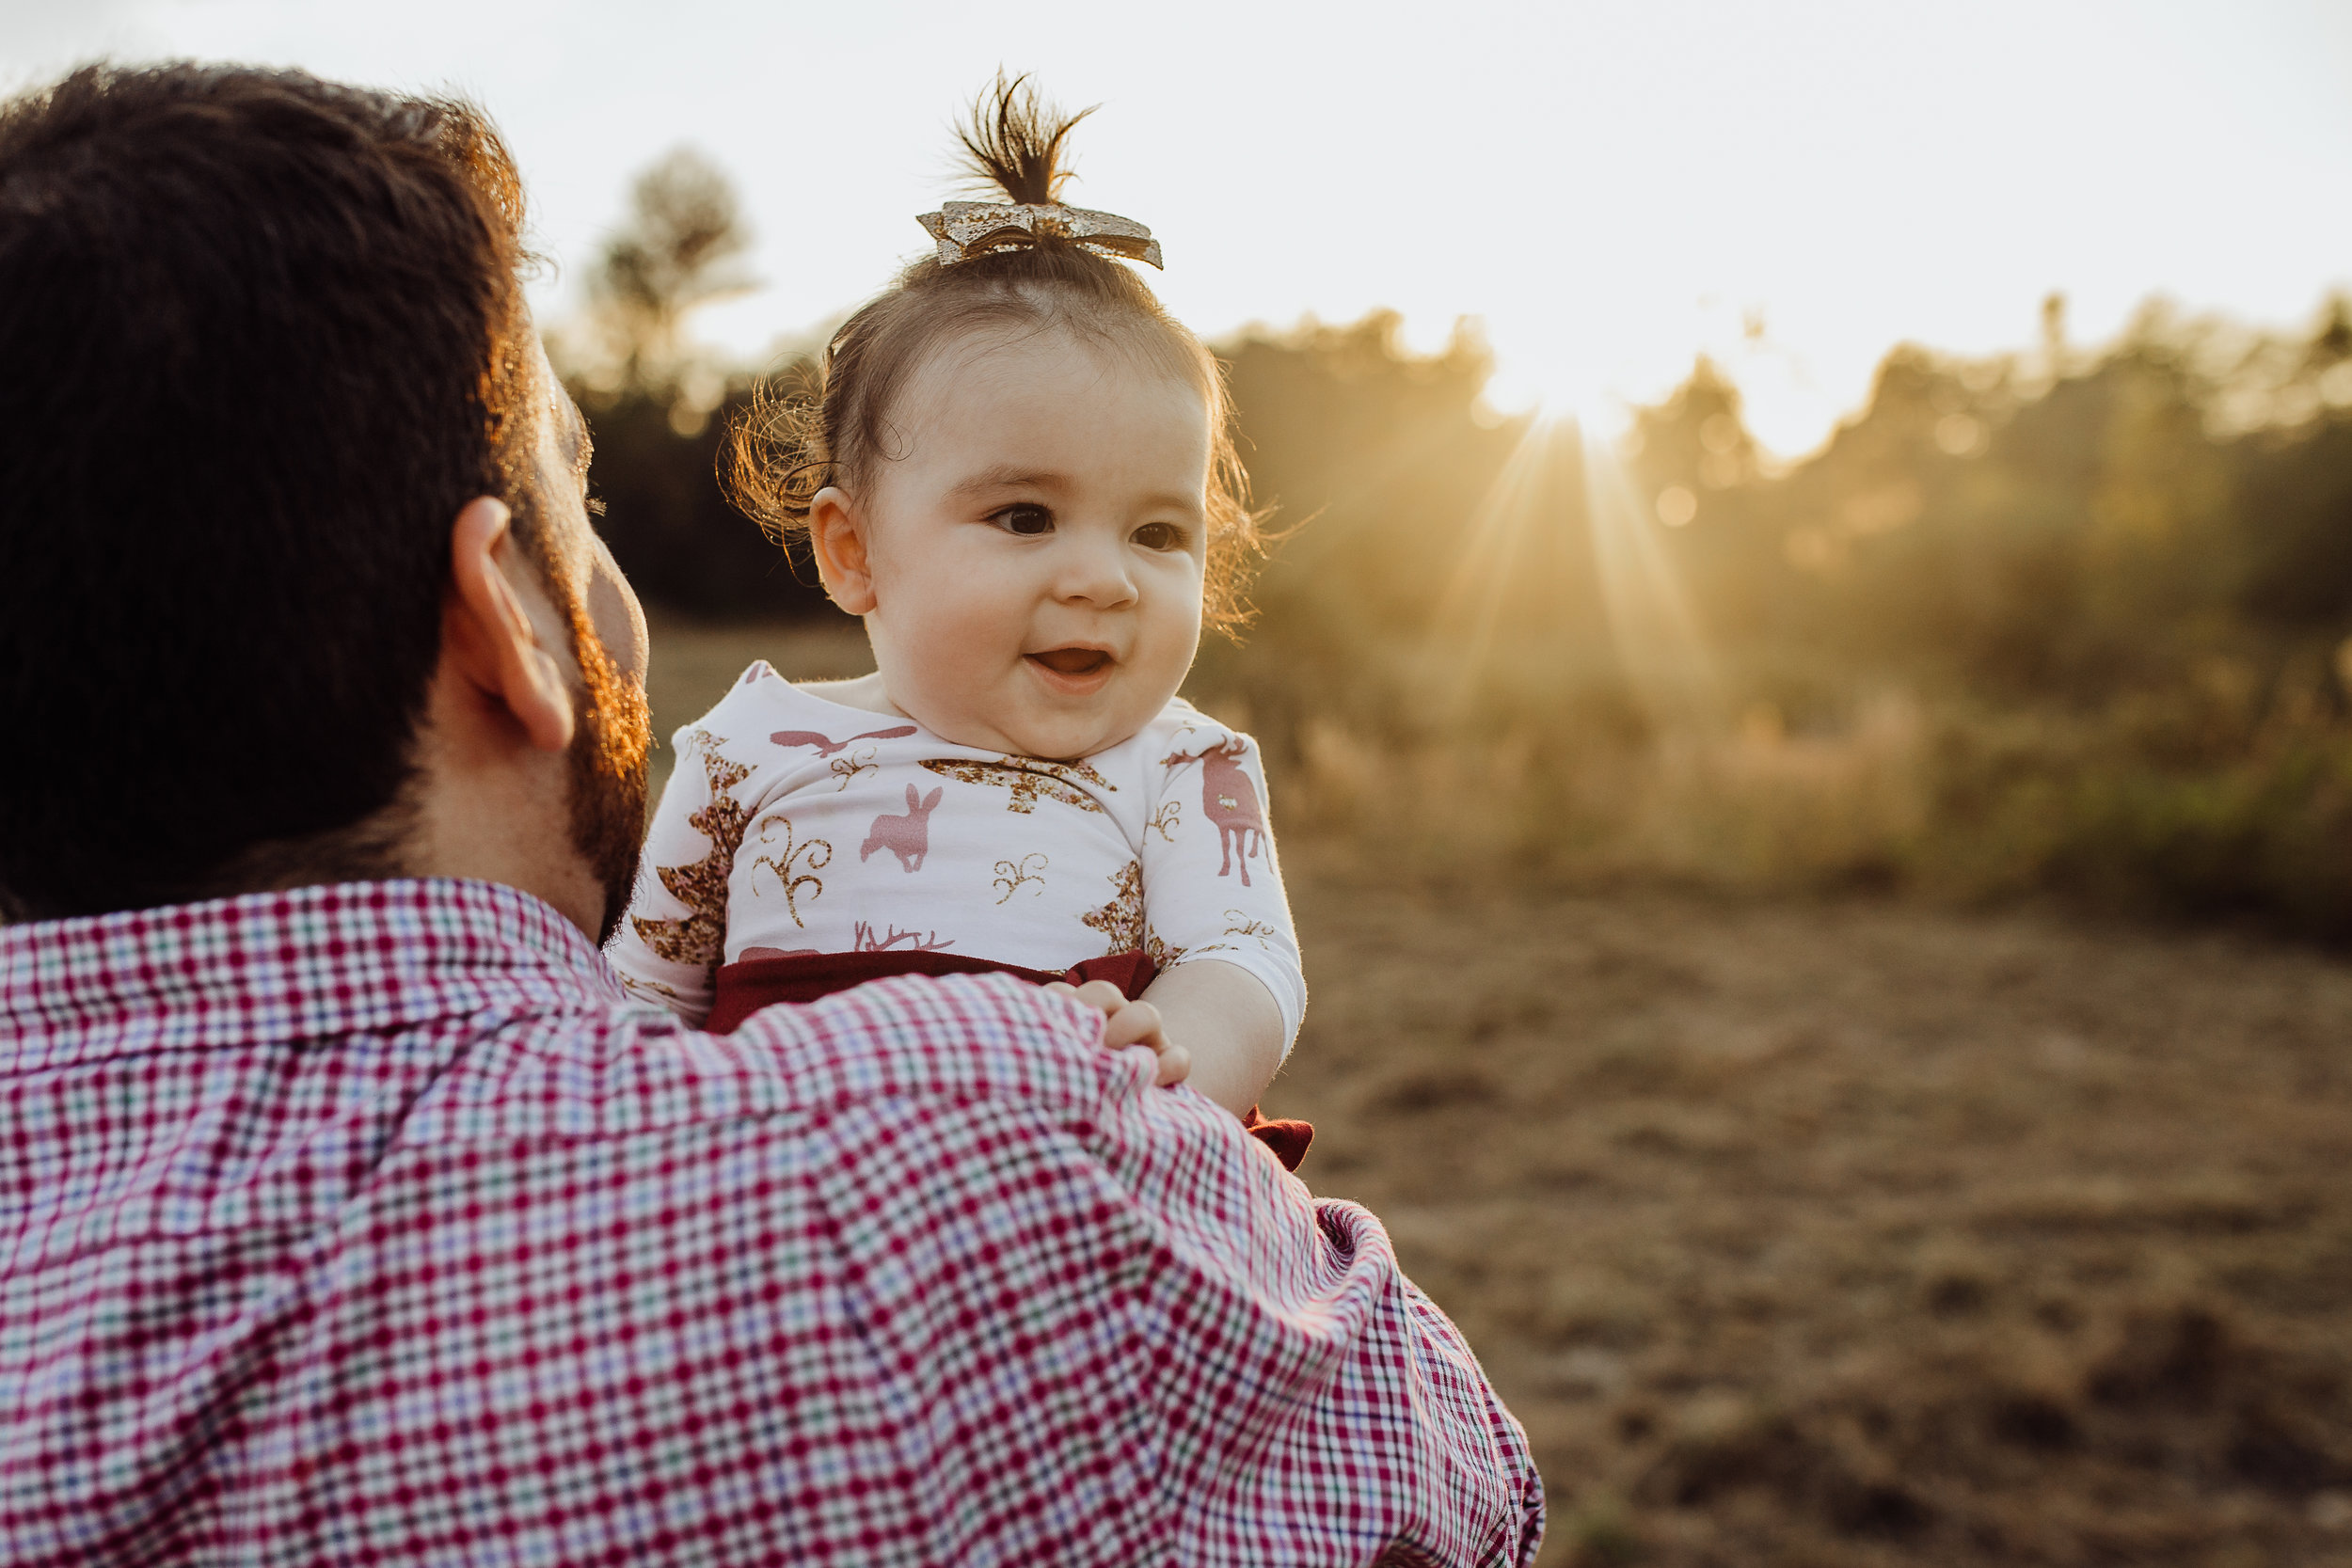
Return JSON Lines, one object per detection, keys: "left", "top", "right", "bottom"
{"left": 956, "top": 71, "right": 1089, "bottom": 207}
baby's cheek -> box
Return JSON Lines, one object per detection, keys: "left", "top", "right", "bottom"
{"left": 880, "top": 556, "right": 995, "bottom": 646}
{"left": 914, "top": 596, "right": 1017, "bottom": 679}
{"left": 1134, "top": 586, "right": 1204, "bottom": 684}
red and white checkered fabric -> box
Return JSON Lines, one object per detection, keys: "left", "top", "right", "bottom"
{"left": 1, "top": 879, "right": 1541, "bottom": 1566}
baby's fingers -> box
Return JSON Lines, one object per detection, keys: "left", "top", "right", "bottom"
{"left": 1101, "top": 1002, "right": 1189, "bottom": 1086}
{"left": 1043, "top": 978, "right": 1130, "bottom": 1016}
{"left": 1044, "top": 984, "right": 1187, "bottom": 1085}
{"left": 1099, "top": 1000, "right": 1164, "bottom": 1051}
{"left": 1072, "top": 979, "right": 1130, "bottom": 1014}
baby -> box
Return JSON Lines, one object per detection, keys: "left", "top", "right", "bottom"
{"left": 608, "top": 79, "right": 1305, "bottom": 1149}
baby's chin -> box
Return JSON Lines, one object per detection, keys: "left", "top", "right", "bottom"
{"left": 987, "top": 713, "right": 1147, "bottom": 763}
{"left": 907, "top": 688, "right": 1169, "bottom": 762}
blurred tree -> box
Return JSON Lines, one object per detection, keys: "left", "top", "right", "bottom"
{"left": 1629, "top": 356, "right": 1761, "bottom": 500}
{"left": 1190, "top": 313, "right": 1535, "bottom": 739}
{"left": 550, "top": 245, "right": 2352, "bottom": 928}
{"left": 552, "top": 150, "right": 834, "bottom": 623}
{"left": 565, "top": 147, "right": 756, "bottom": 430}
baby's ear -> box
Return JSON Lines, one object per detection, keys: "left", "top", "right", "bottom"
{"left": 806, "top": 486, "right": 876, "bottom": 615}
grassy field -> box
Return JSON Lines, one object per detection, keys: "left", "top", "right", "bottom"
{"left": 645, "top": 618, "right": 2352, "bottom": 1565}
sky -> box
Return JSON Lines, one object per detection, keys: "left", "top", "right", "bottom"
{"left": 4, "top": 0, "right": 2348, "bottom": 454}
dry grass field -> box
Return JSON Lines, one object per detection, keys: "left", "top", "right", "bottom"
{"left": 1268, "top": 874, "right": 2352, "bottom": 1566}
{"left": 644, "top": 618, "right": 2352, "bottom": 1565}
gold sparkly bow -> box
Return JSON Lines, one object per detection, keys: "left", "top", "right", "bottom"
{"left": 915, "top": 201, "right": 1165, "bottom": 270}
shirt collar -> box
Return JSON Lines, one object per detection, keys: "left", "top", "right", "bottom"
{"left": 0, "top": 879, "right": 624, "bottom": 1068}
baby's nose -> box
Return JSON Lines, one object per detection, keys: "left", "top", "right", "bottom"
{"left": 1053, "top": 535, "right": 1138, "bottom": 607}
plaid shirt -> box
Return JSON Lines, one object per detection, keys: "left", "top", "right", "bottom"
{"left": 1, "top": 879, "right": 1540, "bottom": 1566}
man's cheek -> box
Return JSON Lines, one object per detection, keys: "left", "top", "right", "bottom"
{"left": 586, "top": 557, "right": 646, "bottom": 684}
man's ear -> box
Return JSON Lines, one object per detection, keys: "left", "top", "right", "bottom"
{"left": 807, "top": 486, "right": 877, "bottom": 616}
{"left": 444, "top": 497, "right": 575, "bottom": 753}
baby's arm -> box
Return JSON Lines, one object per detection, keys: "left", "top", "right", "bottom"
{"left": 1144, "top": 961, "right": 1285, "bottom": 1115}
{"left": 1134, "top": 722, "right": 1307, "bottom": 1116}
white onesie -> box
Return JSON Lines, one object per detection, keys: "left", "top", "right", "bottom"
{"left": 608, "top": 660, "right": 1306, "bottom": 1047}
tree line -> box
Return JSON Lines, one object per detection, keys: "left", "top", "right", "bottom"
{"left": 561, "top": 150, "right": 2352, "bottom": 931}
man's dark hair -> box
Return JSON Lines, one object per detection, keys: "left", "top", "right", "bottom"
{"left": 0, "top": 64, "right": 541, "bottom": 919}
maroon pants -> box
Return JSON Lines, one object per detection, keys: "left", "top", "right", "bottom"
{"left": 707, "top": 949, "right": 1312, "bottom": 1171}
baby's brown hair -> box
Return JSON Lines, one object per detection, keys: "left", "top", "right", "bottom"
{"left": 726, "top": 74, "right": 1263, "bottom": 630}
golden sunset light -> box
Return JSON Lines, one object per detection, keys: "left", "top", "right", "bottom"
{"left": 8, "top": 11, "right": 2352, "bottom": 1560}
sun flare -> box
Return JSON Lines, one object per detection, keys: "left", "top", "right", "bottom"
{"left": 1481, "top": 355, "right": 1637, "bottom": 442}
{"left": 1422, "top": 404, "right": 1719, "bottom": 732}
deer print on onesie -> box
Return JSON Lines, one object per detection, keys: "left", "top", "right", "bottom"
{"left": 609, "top": 659, "right": 1306, "bottom": 1052}
{"left": 1163, "top": 738, "right": 1266, "bottom": 885}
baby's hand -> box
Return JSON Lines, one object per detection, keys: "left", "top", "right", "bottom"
{"left": 1044, "top": 978, "right": 1191, "bottom": 1087}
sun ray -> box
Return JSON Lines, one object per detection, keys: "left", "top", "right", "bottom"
{"left": 1579, "top": 422, "right": 1720, "bottom": 733}
{"left": 1422, "top": 416, "right": 1555, "bottom": 711}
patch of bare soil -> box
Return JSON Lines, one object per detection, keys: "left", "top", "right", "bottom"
{"left": 1263, "top": 873, "right": 2352, "bottom": 1567}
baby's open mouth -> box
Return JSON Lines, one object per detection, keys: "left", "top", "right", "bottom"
{"left": 1026, "top": 647, "right": 1113, "bottom": 676}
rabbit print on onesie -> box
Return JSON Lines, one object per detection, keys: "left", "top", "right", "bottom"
{"left": 613, "top": 664, "right": 1303, "bottom": 1047}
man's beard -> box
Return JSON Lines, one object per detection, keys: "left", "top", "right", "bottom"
{"left": 559, "top": 596, "right": 651, "bottom": 945}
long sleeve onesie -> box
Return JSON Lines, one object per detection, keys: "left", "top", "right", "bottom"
{"left": 607, "top": 661, "right": 1306, "bottom": 1047}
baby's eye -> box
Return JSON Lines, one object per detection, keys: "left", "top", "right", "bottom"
{"left": 1131, "top": 521, "right": 1188, "bottom": 552}
{"left": 990, "top": 503, "right": 1055, "bottom": 537}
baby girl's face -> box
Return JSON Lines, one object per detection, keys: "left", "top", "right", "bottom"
{"left": 844, "top": 326, "right": 1211, "bottom": 761}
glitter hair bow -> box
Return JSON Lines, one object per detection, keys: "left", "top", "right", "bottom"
{"left": 915, "top": 201, "right": 1165, "bottom": 270}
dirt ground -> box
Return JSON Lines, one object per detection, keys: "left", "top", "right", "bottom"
{"left": 1265, "top": 872, "right": 2352, "bottom": 1567}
